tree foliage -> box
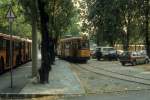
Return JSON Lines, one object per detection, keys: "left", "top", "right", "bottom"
{"left": 19, "top": 0, "right": 77, "bottom": 83}
{"left": 0, "top": 0, "right": 32, "bottom": 38}
{"left": 87, "top": 0, "right": 149, "bottom": 52}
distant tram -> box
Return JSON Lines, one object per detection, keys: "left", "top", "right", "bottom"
{"left": 57, "top": 37, "right": 90, "bottom": 62}
{"left": 0, "top": 33, "right": 32, "bottom": 74}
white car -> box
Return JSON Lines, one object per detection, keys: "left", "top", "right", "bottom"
{"left": 117, "top": 50, "right": 124, "bottom": 55}
{"left": 95, "top": 46, "right": 118, "bottom": 60}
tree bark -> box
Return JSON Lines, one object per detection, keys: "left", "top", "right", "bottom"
{"left": 37, "top": 0, "right": 52, "bottom": 83}
{"left": 31, "top": 0, "right": 38, "bottom": 77}
{"left": 124, "top": 13, "right": 131, "bottom": 51}
{"left": 144, "top": 0, "right": 150, "bottom": 57}
{"left": 50, "top": 0, "right": 56, "bottom": 64}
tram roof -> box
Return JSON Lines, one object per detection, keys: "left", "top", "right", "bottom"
{"left": 60, "top": 37, "right": 83, "bottom": 42}
{"left": 26, "top": 39, "right": 32, "bottom": 43}
{"left": 0, "top": 33, "right": 32, "bottom": 42}
{"left": 0, "top": 33, "right": 20, "bottom": 40}
{"left": 21, "top": 38, "right": 32, "bottom": 43}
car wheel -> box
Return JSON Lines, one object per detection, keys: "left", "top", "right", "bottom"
{"left": 97, "top": 58, "right": 100, "bottom": 61}
{"left": 145, "top": 59, "right": 149, "bottom": 64}
{"left": 132, "top": 60, "right": 136, "bottom": 66}
{"left": 115, "top": 57, "right": 118, "bottom": 61}
{"left": 121, "top": 62, "right": 125, "bottom": 66}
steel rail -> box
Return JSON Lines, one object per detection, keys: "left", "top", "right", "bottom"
{"left": 90, "top": 61, "right": 150, "bottom": 81}
{"left": 71, "top": 63, "right": 150, "bottom": 86}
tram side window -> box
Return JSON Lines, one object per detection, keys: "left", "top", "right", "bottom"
{"left": 0, "top": 40, "right": 6, "bottom": 50}
{"left": 12, "top": 41, "right": 15, "bottom": 50}
{"left": 0, "top": 40, "right": 3, "bottom": 50}
{"left": 65, "top": 42, "right": 69, "bottom": 49}
{"left": 19, "top": 42, "right": 22, "bottom": 48}
{"left": 14, "top": 42, "right": 20, "bottom": 49}
{"left": 23, "top": 42, "right": 25, "bottom": 49}
{"left": 77, "top": 40, "right": 81, "bottom": 49}
{"left": 63, "top": 43, "right": 65, "bottom": 49}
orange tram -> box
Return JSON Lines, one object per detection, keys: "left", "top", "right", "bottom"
{"left": 57, "top": 37, "right": 90, "bottom": 63}
{"left": 0, "top": 33, "right": 32, "bottom": 74}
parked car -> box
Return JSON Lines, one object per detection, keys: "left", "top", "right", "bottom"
{"left": 90, "top": 48, "right": 96, "bottom": 58}
{"left": 95, "top": 47, "right": 118, "bottom": 61}
{"left": 139, "top": 50, "right": 147, "bottom": 55}
{"left": 119, "top": 51, "right": 149, "bottom": 66}
{"left": 117, "top": 50, "right": 124, "bottom": 56}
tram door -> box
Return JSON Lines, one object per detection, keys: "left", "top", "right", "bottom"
{"left": 72, "top": 40, "right": 78, "bottom": 57}
{"left": 6, "top": 40, "right": 14, "bottom": 68}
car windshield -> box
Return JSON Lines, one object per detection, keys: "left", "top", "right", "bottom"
{"left": 96, "top": 47, "right": 101, "bottom": 51}
{"left": 122, "top": 51, "right": 131, "bottom": 56}
{"left": 103, "top": 48, "right": 115, "bottom": 51}
{"left": 131, "top": 52, "right": 137, "bottom": 56}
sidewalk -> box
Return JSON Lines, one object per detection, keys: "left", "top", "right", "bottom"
{"left": 20, "top": 59, "right": 85, "bottom": 95}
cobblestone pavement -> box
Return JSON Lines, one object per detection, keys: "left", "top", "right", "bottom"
{"left": 1, "top": 58, "right": 150, "bottom": 100}
{"left": 60, "top": 90, "right": 150, "bottom": 100}
{"left": 89, "top": 60, "right": 150, "bottom": 80}
{"left": 0, "top": 50, "right": 41, "bottom": 94}
{"left": 20, "top": 59, "right": 85, "bottom": 95}
{"left": 68, "top": 59, "right": 150, "bottom": 94}
{"left": 0, "top": 62, "right": 32, "bottom": 94}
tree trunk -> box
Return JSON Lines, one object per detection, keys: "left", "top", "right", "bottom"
{"left": 50, "top": 0, "right": 56, "bottom": 64}
{"left": 144, "top": 0, "right": 150, "bottom": 57}
{"left": 31, "top": 0, "right": 38, "bottom": 77}
{"left": 124, "top": 14, "right": 131, "bottom": 51}
{"left": 31, "top": 17, "right": 38, "bottom": 77}
{"left": 37, "top": 0, "right": 52, "bottom": 83}
{"left": 49, "top": 38, "right": 55, "bottom": 64}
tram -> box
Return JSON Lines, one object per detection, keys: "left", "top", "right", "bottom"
{"left": 57, "top": 36, "right": 90, "bottom": 62}
{"left": 0, "top": 33, "right": 32, "bottom": 74}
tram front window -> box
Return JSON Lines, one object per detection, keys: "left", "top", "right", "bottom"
{"left": 82, "top": 41, "right": 89, "bottom": 49}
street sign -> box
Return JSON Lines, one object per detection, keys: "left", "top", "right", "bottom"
{"left": 6, "top": 6, "right": 15, "bottom": 22}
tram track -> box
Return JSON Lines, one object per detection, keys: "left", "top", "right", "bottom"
{"left": 90, "top": 61, "right": 150, "bottom": 81}
{"left": 71, "top": 62, "right": 150, "bottom": 86}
